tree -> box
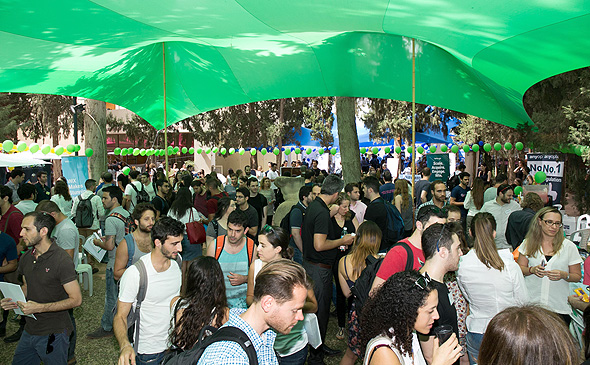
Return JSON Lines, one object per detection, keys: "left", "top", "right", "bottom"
{"left": 26, "top": 94, "right": 73, "bottom": 145}
{"left": 336, "top": 97, "right": 361, "bottom": 183}
{"left": 0, "top": 93, "right": 30, "bottom": 140}
{"left": 85, "top": 99, "right": 107, "bottom": 180}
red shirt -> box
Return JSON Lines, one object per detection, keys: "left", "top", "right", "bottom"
{"left": 0, "top": 205, "right": 24, "bottom": 245}
{"left": 376, "top": 238, "right": 425, "bottom": 280}
{"left": 206, "top": 192, "right": 229, "bottom": 216}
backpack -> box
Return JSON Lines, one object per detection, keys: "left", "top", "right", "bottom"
{"left": 108, "top": 211, "right": 136, "bottom": 237}
{"left": 125, "top": 233, "right": 138, "bottom": 268}
{"left": 75, "top": 194, "right": 95, "bottom": 228}
{"left": 350, "top": 241, "right": 414, "bottom": 310}
{"left": 214, "top": 235, "right": 255, "bottom": 266}
{"left": 161, "top": 325, "right": 258, "bottom": 365}
{"left": 379, "top": 198, "right": 405, "bottom": 246}
{"left": 447, "top": 174, "right": 461, "bottom": 193}
{"left": 279, "top": 203, "right": 305, "bottom": 237}
{"left": 130, "top": 182, "right": 150, "bottom": 205}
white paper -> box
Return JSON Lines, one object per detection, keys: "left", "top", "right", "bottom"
{"left": 303, "top": 313, "right": 322, "bottom": 349}
{"left": 83, "top": 236, "right": 106, "bottom": 262}
{"left": 0, "top": 282, "right": 37, "bottom": 319}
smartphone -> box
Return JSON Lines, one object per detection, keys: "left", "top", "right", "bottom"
{"left": 574, "top": 288, "right": 589, "bottom": 302}
{"left": 540, "top": 258, "right": 547, "bottom": 268}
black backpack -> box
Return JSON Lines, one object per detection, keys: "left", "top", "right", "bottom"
{"left": 279, "top": 203, "right": 305, "bottom": 236}
{"left": 380, "top": 198, "right": 405, "bottom": 246}
{"left": 75, "top": 194, "right": 95, "bottom": 228}
{"left": 350, "top": 241, "right": 414, "bottom": 310}
{"left": 130, "top": 183, "right": 150, "bottom": 205}
{"left": 161, "top": 325, "right": 259, "bottom": 365}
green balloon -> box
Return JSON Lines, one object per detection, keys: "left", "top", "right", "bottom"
{"left": 261, "top": 148, "right": 267, "bottom": 155}
{"left": 182, "top": 147, "right": 188, "bottom": 154}
{"left": 228, "top": 148, "right": 235, "bottom": 155}
{"left": 534, "top": 171, "right": 547, "bottom": 183}
{"left": 285, "top": 148, "right": 292, "bottom": 155}
{"left": 331, "top": 147, "right": 337, "bottom": 155}
{"left": 429, "top": 145, "right": 437, "bottom": 153}
{"left": 114, "top": 147, "right": 121, "bottom": 155}
{"left": 494, "top": 143, "right": 502, "bottom": 151}
{"left": 370, "top": 147, "right": 377, "bottom": 154}
{"left": 41, "top": 145, "right": 51, "bottom": 154}
{"left": 295, "top": 148, "right": 301, "bottom": 155}
{"left": 306, "top": 148, "right": 312, "bottom": 155}
{"left": 360, "top": 147, "right": 366, "bottom": 154}
{"left": 504, "top": 142, "right": 513, "bottom": 150}
{"left": 132, "top": 148, "right": 139, "bottom": 156}
{"left": 55, "top": 146, "right": 64, "bottom": 155}
{"left": 273, "top": 148, "right": 280, "bottom": 155}
{"left": 203, "top": 148, "right": 209, "bottom": 154}
{"left": 29, "top": 143, "right": 40, "bottom": 153}
{"left": 85, "top": 148, "right": 94, "bottom": 157}
{"left": 17, "top": 142, "right": 27, "bottom": 152}
{"left": 121, "top": 150, "right": 128, "bottom": 156}
{"left": 575, "top": 146, "right": 582, "bottom": 156}
{"left": 139, "top": 149, "right": 146, "bottom": 156}
{"left": 3, "top": 140, "right": 14, "bottom": 151}
{"left": 66, "top": 144, "right": 75, "bottom": 153}
{"left": 250, "top": 149, "right": 256, "bottom": 156}
{"left": 514, "top": 186, "right": 523, "bottom": 195}
{"left": 384, "top": 147, "right": 391, "bottom": 154}
{"left": 197, "top": 148, "right": 203, "bottom": 154}
{"left": 189, "top": 147, "right": 195, "bottom": 154}
{"left": 220, "top": 148, "right": 227, "bottom": 155}
{"left": 463, "top": 145, "right": 470, "bottom": 153}
{"left": 515, "top": 142, "right": 524, "bottom": 151}
{"left": 122, "top": 167, "right": 131, "bottom": 176}
{"left": 483, "top": 143, "right": 492, "bottom": 152}
{"left": 407, "top": 146, "right": 413, "bottom": 154}
{"left": 173, "top": 147, "right": 179, "bottom": 154}
{"left": 145, "top": 150, "right": 152, "bottom": 156}
{"left": 318, "top": 148, "right": 325, "bottom": 155}
{"left": 472, "top": 145, "right": 480, "bottom": 152}
{"left": 75, "top": 144, "right": 82, "bottom": 152}
{"left": 212, "top": 147, "right": 218, "bottom": 154}
{"left": 395, "top": 146, "right": 402, "bottom": 154}
{"left": 451, "top": 145, "right": 459, "bottom": 154}
{"left": 417, "top": 146, "right": 425, "bottom": 154}
{"left": 439, "top": 145, "right": 447, "bottom": 152}
{"left": 239, "top": 148, "right": 245, "bottom": 155}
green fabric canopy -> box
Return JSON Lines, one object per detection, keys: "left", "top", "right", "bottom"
{"left": 1, "top": 0, "right": 589, "bottom": 129}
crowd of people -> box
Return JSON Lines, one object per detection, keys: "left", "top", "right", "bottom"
{"left": 0, "top": 157, "right": 587, "bottom": 365}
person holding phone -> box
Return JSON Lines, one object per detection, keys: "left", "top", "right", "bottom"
{"left": 517, "top": 207, "right": 582, "bottom": 325}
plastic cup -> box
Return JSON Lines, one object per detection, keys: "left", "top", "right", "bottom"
{"left": 433, "top": 324, "right": 453, "bottom": 345}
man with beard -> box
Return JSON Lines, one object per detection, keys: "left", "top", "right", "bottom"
{"left": 417, "top": 180, "right": 448, "bottom": 219}
{"left": 112, "top": 203, "right": 157, "bottom": 280}
{"left": 115, "top": 216, "right": 184, "bottom": 365}
{"left": 198, "top": 260, "right": 311, "bottom": 365}
{"left": 1, "top": 212, "right": 81, "bottom": 364}
{"left": 481, "top": 184, "right": 521, "bottom": 250}
{"left": 87, "top": 186, "right": 131, "bottom": 339}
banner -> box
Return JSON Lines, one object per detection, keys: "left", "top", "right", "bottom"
{"left": 527, "top": 153, "right": 565, "bottom": 205}
{"left": 61, "top": 156, "right": 89, "bottom": 198}
{"left": 426, "top": 153, "right": 450, "bottom": 182}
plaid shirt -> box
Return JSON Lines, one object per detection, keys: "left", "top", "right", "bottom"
{"left": 197, "top": 308, "right": 278, "bottom": 365}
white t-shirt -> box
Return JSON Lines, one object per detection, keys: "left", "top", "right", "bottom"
{"left": 119, "top": 254, "right": 181, "bottom": 355}
{"left": 144, "top": 182, "right": 156, "bottom": 200}
{"left": 363, "top": 332, "right": 426, "bottom": 365}
{"left": 167, "top": 208, "right": 206, "bottom": 225}
{"left": 51, "top": 194, "right": 73, "bottom": 219}
{"left": 124, "top": 181, "right": 143, "bottom": 213}
{"left": 518, "top": 238, "right": 582, "bottom": 314}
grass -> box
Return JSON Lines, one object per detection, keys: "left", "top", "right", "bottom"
{"left": 1, "top": 263, "right": 358, "bottom": 364}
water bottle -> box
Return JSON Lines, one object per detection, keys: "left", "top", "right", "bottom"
{"left": 339, "top": 227, "right": 348, "bottom": 251}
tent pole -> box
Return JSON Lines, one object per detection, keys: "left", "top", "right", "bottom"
{"left": 163, "top": 42, "right": 169, "bottom": 176}
{"left": 411, "top": 39, "right": 416, "bottom": 220}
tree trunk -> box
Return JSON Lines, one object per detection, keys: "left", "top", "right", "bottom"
{"left": 85, "top": 99, "right": 107, "bottom": 180}
{"left": 336, "top": 97, "right": 361, "bottom": 184}
{"left": 51, "top": 119, "right": 62, "bottom": 180}
{"left": 276, "top": 99, "right": 285, "bottom": 167}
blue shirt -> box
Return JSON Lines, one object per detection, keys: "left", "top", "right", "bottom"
{"left": 379, "top": 182, "right": 396, "bottom": 203}
{"left": 218, "top": 241, "right": 250, "bottom": 309}
{"left": 0, "top": 232, "right": 17, "bottom": 281}
{"left": 197, "top": 308, "right": 278, "bottom": 365}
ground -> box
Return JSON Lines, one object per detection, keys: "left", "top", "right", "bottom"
{"left": 1, "top": 263, "right": 356, "bottom": 364}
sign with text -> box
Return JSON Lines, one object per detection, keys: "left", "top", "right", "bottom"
{"left": 61, "top": 156, "right": 89, "bottom": 198}
{"left": 526, "top": 153, "right": 565, "bottom": 205}
{"left": 426, "top": 153, "right": 450, "bottom": 183}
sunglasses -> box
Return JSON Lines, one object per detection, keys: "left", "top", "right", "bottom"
{"left": 262, "top": 225, "right": 275, "bottom": 234}
{"left": 415, "top": 273, "right": 432, "bottom": 290}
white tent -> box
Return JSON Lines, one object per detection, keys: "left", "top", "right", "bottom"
{"left": 0, "top": 153, "right": 52, "bottom": 167}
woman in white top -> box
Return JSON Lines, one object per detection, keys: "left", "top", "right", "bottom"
{"left": 50, "top": 179, "right": 73, "bottom": 218}
{"left": 457, "top": 212, "right": 528, "bottom": 365}
{"left": 463, "top": 177, "right": 484, "bottom": 244}
{"left": 361, "top": 270, "right": 462, "bottom": 365}
{"left": 167, "top": 187, "right": 206, "bottom": 261}
{"left": 246, "top": 225, "right": 317, "bottom": 364}
{"left": 517, "top": 207, "right": 582, "bottom": 325}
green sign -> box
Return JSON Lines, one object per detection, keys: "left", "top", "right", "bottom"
{"left": 426, "top": 153, "right": 449, "bottom": 183}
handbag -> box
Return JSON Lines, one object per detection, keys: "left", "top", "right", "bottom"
{"left": 186, "top": 209, "right": 206, "bottom": 245}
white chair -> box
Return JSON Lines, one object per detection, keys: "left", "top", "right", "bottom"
{"left": 76, "top": 234, "right": 93, "bottom": 296}
{"left": 577, "top": 214, "right": 590, "bottom": 231}
{"left": 569, "top": 228, "right": 590, "bottom": 251}
{"left": 553, "top": 204, "right": 563, "bottom": 211}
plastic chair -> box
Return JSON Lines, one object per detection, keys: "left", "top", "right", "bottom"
{"left": 570, "top": 305, "right": 585, "bottom": 350}
{"left": 570, "top": 229, "right": 590, "bottom": 251}
{"left": 78, "top": 234, "right": 88, "bottom": 264}
{"left": 577, "top": 214, "right": 590, "bottom": 231}
{"left": 553, "top": 204, "right": 563, "bottom": 211}
{"left": 76, "top": 264, "right": 93, "bottom": 296}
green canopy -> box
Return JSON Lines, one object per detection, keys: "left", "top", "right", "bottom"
{"left": 1, "top": 0, "right": 589, "bottom": 129}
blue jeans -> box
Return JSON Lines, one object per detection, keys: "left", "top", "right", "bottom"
{"left": 68, "top": 309, "right": 76, "bottom": 361}
{"left": 290, "top": 242, "right": 303, "bottom": 265}
{"left": 136, "top": 351, "right": 165, "bottom": 365}
{"left": 278, "top": 345, "right": 308, "bottom": 365}
{"left": 12, "top": 329, "right": 69, "bottom": 365}
{"left": 466, "top": 331, "right": 484, "bottom": 365}
{"left": 101, "top": 268, "right": 118, "bottom": 331}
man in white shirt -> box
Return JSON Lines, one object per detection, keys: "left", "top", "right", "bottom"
{"left": 71, "top": 179, "right": 105, "bottom": 239}
{"left": 15, "top": 183, "right": 38, "bottom": 215}
{"left": 123, "top": 170, "right": 144, "bottom": 213}
{"left": 345, "top": 183, "right": 366, "bottom": 223}
{"left": 480, "top": 184, "right": 521, "bottom": 250}
{"left": 140, "top": 172, "right": 156, "bottom": 200}
{"left": 114, "top": 216, "right": 184, "bottom": 365}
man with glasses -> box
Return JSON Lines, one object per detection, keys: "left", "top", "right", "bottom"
{"left": 418, "top": 223, "right": 463, "bottom": 365}
{"left": 235, "top": 187, "right": 259, "bottom": 239}
{"left": 151, "top": 179, "right": 170, "bottom": 220}
{"left": 1, "top": 212, "right": 82, "bottom": 364}
{"left": 481, "top": 184, "right": 521, "bottom": 250}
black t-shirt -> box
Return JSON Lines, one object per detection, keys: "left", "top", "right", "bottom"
{"left": 428, "top": 279, "right": 460, "bottom": 365}
{"left": 451, "top": 185, "right": 469, "bottom": 217}
{"left": 248, "top": 193, "right": 268, "bottom": 230}
{"left": 414, "top": 179, "right": 431, "bottom": 207}
{"left": 241, "top": 204, "right": 259, "bottom": 240}
{"left": 151, "top": 195, "right": 169, "bottom": 216}
{"left": 364, "top": 198, "right": 389, "bottom": 251}
{"left": 328, "top": 214, "right": 356, "bottom": 257}
{"left": 302, "top": 197, "right": 334, "bottom": 265}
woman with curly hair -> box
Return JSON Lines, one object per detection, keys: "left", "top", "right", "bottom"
{"left": 361, "top": 270, "right": 461, "bottom": 365}
{"left": 168, "top": 256, "right": 229, "bottom": 351}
